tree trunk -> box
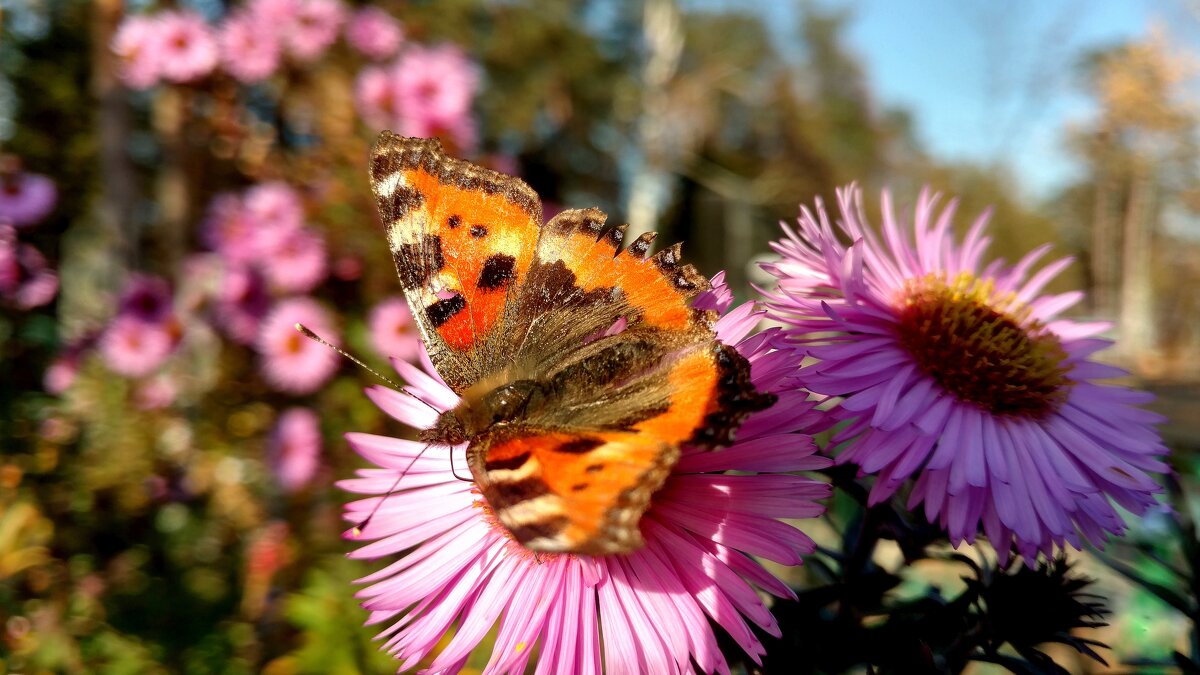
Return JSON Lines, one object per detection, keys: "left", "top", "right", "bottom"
{"left": 1117, "top": 163, "right": 1156, "bottom": 363}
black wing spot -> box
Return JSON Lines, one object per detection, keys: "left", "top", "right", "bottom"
{"left": 426, "top": 294, "right": 466, "bottom": 328}
{"left": 570, "top": 482, "right": 589, "bottom": 492}
{"left": 448, "top": 214, "right": 462, "bottom": 228}
{"left": 378, "top": 185, "right": 424, "bottom": 221}
{"left": 585, "top": 463, "right": 605, "bottom": 474}
{"left": 485, "top": 451, "right": 530, "bottom": 472}
{"left": 393, "top": 235, "right": 444, "bottom": 288}
{"left": 508, "top": 516, "right": 569, "bottom": 543}
{"left": 470, "top": 224, "right": 488, "bottom": 238}
{"left": 477, "top": 254, "right": 517, "bottom": 291}
{"left": 558, "top": 437, "right": 604, "bottom": 454}
{"left": 487, "top": 477, "right": 550, "bottom": 508}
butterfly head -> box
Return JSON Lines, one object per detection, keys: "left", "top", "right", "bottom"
{"left": 422, "top": 380, "right": 546, "bottom": 447}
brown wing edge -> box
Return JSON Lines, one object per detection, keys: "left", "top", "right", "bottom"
{"left": 368, "top": 132, "right": 543, "bottom": 224}
{"left": 688, "top": 342, "right": 777, "bottom": 448}
{"left": 589, "top": 440, "right": 680, "bottom": 555}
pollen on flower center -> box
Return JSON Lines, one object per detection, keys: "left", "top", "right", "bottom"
{"left": 893, "top": 273, "right": 1071, "bottom": 418}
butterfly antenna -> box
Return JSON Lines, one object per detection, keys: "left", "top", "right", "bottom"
{"left": 294, "top": 323, "right": 439, "bottom": 414}
{"left": 350, "top": 440, "right": 440, "bottom": 538}
{"left": 449, "top": 449, "right": 472, "bottom": 483}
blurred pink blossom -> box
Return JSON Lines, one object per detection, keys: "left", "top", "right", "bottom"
{"left": 112, "top": 14, "right": 162, "bottom": 89}
{"left": 256, "top": 297, "right": 340, "bottom": 394}
{"left": 99, "top": 316, "right": 178, "bottom": 378}
{"left": 0, "top": 227, "right": 58, "bottom": 310}
{"left": 244, "top": 181, "right": 305, "bottom": 249}
{"left": 218, "top": 10, "right": 282, "bottom": 83}
{"left": 204, "top": 182, "right": 305, "bottom": 263}
{"left": 44, "top": 354, "right": 79, "bottom": 395}
{"left": 395, "top": 44, "right": 478, "bottom": 131}
{"left": 261, "top": 227, "right": 327, "bottom": 294}
{"left": 367, "top": 297, "right": 420, "bottom": 364}
{"left": 14, "top": 264, "right": 58, "bottom": 309}
{"left": 135, "top": 374, "right": 179, "bottom": 410}
{"left": 355, "top": 44, "right": 479, "bottom": 150}
{"left": 353, "top": 64, "right": 401, "bottom": 131}
{"left": 0, "top": 225, "right": 18, "bottom": 293}
{"left": 214, "top": 264, "right": 272, "bottom": 345}
{"left": 345, "top": 7, "right": 403, "bottom": 60}
{"left": 156, "top": 10, "right": 219, "bottom": 83}
{"left": 0, "top": 172, "right": 57, "bottom": 227}
{"left": 202, "top": 194, "right": 258, "bottom": 263}
{"left": 274, "top": 0, "right": 346, "bottom": 62}
{"left": 269, "top": 407, "right": 322, "bottom": 491}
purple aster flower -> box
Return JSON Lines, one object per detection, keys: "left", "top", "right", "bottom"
{"left": 214, "top": 263, "right": 272, "bottom": 345}
{"left": 762, "top": 185, "right": 1170, "bottom": 564}
{"left": 112, "top": 14, "right": 163, "bottom": 89}
{"left": 257, "top": 297, "right": 340, "bottom": 395}
{"left": 366, "top": 296, "right": 420, "bottom": 364}
{"left": 340, "top": 276, "right": 830, "bottom": 672}
{"left": 261, "top": 226, "right": 327, "bottom": 294}
{"left": 218, "top": 9, "right": 282, "bottom": 83}
{"left": 0, "top": 169, "right": 57, "bottom": 228}
{"left": 345, "top": 6, "right": 403, "bottom": 61}
{"left": 117, "top": 274, "right": 174, "bottom": 325}
{"left": 155, "top": 10, "right": 219, "bottom": 84}
{"left": 269, "top": 407, "right": 322, "bottom": 492}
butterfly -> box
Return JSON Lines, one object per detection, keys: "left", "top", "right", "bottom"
{"left": 369, "top": 132, "right": 775, "bottom": 555}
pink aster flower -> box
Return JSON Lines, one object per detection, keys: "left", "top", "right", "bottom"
{"left": 269, "top": 407, "right": 322, "bottom": 492}
{"left": 0, "top": 229, "right": 58, "bottom": 310}
{"left": 112, "top": 14, "right": 162, "bottom": 89}
{"left": 261, "top": 226, "right": 327, "bottom": 294}
{"left": 243, "top": 180, "right": 305, "bottom": 248}
{"left": 99, "top": 315, "right": 178, "bottom": 378}
{"left": 257, "top": 297, "right": 340, "bottom": 395}
{"left": 0, "top": 171, "right": 57, "bottom": 228}
{"left": 345, "top": 7, "right": 403, "bottom": 60}
{"left": 395, "top": 44, "right": 478, "bottom": 120}
{"left": 762, "top": 185, "right": 1170, "bottom": 564}
{"left": 353, "top": 64, "right": 402, "bottom": 131}
{"left": 340, "top": 276, "right": 830, "bottom": 673}
{"left": 218, "top": 9, "right": 282, "bottom": 83}
{"left": 279, "top": 0, "right": 345, "bottom": 62}
{"left": 155, "top": 10, "right": 219, "bottom": 84}
{"left": 202, "top": 193, "right": 258, "bottom": 263}
{"left": 214, "top": 264, "right": 271, "bottom": 345}
{"left": 366, "top": 296, "right": 420, "bottom": 364}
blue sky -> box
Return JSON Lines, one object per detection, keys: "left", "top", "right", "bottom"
{"left": 698, "top": 0, "right": 1190, "bottom": 200}
{"left": 816, "top": 0, "right": 1155, "bottom": 199}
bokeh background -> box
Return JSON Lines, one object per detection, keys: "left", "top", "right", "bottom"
{"left": 1, "top": 0, "right": 1198, "bottom": 672}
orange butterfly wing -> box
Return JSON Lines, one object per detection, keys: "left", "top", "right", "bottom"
{"left": 369, "top": 133, "right": 540, "bottom": 393}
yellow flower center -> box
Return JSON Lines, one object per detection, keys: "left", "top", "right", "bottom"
{"left": 893, "top": 273, "right": 1071, "bottom": 418}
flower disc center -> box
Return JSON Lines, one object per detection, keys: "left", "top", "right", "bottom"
{"left": 893, "top": 274, "right": 1071, "bottom": 418}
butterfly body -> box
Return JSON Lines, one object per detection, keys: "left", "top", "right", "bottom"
{"left": 370, "top": 133, "right": 774, "bottom": 554}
